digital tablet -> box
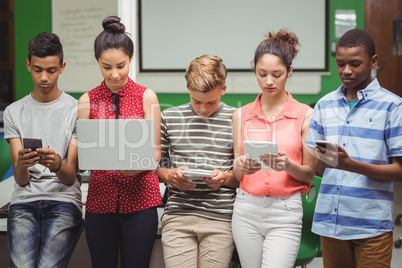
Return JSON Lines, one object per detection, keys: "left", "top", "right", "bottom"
{"left": 243, "top": 140, "right": 278, "bottom": 169}
{"left": 315, "top": 140, "right": 336, "bottom": 151}
{"left": 180, "top": 170, "right": 213, "bottom": 178}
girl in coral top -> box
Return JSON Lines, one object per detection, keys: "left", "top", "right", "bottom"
{"left": 231, "top": 30, "right": 315, "bottom": 268}
{"left": 78, "top": 16, "right": 162, "bottom": 268}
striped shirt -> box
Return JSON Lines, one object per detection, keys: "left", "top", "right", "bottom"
{"left": 307, "top": 78, "right": 402, "bottom": 240}
{"left": 161, "top": 102, "right": 237, "bottom": 221}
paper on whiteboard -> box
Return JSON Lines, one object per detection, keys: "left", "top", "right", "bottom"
{"left": 52, "top": 0, "right": 117, "bottom": 92}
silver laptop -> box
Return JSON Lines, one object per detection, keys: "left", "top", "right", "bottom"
{"left": 77, "top": 119, "right": 157, "bottom": 170}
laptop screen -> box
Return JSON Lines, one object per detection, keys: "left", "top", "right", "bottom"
{"left": 77, "top": 119, "right": 157, "bottom": 171}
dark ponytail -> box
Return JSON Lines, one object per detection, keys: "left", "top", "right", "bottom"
{"left": 94, "top": 16, "right": 134, "bottom": 60}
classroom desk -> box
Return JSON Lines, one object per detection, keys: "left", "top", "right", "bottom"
{"left": 0, "top": 176, "right": 166, "bottom": 268}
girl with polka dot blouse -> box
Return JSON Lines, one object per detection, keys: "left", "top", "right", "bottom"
{"left": 78, "top": 16, "right": 162, "bottom": 268}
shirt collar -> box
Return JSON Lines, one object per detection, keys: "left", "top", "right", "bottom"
{"left": 188, "top": 102, "right": 224, "bottom": 118}
{"left": 102, "top": 77, "right": 133, "bottom": 98}
{"left": 336, "top": 78, "right": 380, "bottom": 100}
{"left": 245, "top": 91, "right": 300, "bottom": 122}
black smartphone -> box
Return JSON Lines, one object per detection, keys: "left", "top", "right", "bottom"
{"left": 315, "top": 140, "right": 336, "bottom": 151}
{"left": 23, "top": 138, "right": 43, "bottom": 151}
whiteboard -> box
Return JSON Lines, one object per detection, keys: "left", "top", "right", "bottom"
{"left": 139, "top": 0, "right": 328, "bottom": 72}
{"left": 52, "top": 0, "right": 118, "bottom": 92}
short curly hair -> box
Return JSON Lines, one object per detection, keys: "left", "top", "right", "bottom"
{"left": 337, "top": 29, "right": 376, "bottom": 59}
{"left": 28, "top": 32, "right": 64, "bottom": 65}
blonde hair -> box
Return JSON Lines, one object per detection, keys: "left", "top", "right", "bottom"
{"left": 185, "top": 55, "right": 227, "bottom": 92}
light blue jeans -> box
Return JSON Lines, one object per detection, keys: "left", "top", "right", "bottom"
{"left": 7, "top": 200, "right": 84, "bottom": 268}
{"left": 232, "top": 188, "right": 303, "bottom": 268}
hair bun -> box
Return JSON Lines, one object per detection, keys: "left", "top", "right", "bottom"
{"left": 265, "top": 29, "right": 299, "bottom": 58}
{"left": 102, "top": 16, "right": 125, "bottom": 34}
{"left": 268, "top": 30, "right": 298, "bottom": 47}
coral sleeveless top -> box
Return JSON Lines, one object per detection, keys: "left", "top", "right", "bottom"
{"left": 240, "top": 92, "right": 311, "bottom": 196}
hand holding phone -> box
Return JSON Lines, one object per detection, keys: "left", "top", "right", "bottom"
{"left": 315, "top": 140, "right": 336, "bottom": 151}
{"left": 20, "top": 138, "right": 42, "bottom": 165}
{"left": 23, "top": 138, "right": 43, "bottom": 151}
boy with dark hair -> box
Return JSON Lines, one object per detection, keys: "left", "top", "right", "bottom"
{"left": 3, "top": 32, "right": 83, "bottom": 268}
{"left": 157, "top": 55, "right": 239, "bottom": 268}
{"left": 308, "top": 28, "right": 402, "bottom": 267}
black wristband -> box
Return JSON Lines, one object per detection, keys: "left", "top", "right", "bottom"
{"left": 50, "top": 154, "right": 63, "bottom": 173}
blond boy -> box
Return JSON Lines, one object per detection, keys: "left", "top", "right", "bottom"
{"left": 157, "top": 55, "right": 238, "bottom": 268}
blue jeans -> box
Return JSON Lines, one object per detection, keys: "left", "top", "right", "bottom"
{"left": 85, "top": 207, "right": 158, "bottom": 268}
{"left": 7, "top": 200, "right": 84, "bottom": 268}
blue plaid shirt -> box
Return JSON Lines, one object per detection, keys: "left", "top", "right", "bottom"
{"left": 307, "top": 79, "right": 402, "bottom": 240}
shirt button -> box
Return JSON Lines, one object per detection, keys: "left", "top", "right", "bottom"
{"left": 334, "top": 208, "right": 337, "bottom": 212}
{"left": 347, "top": 121, "right": 350, "bottom": 124}
{"left": 369, "top": 118, "right": 372, "bottom": 122}
{"left": 337, "top": 187, "right": 340, "bottom": 190}
{"left": 343, "top": 143, "right": 346, "bottom": 146}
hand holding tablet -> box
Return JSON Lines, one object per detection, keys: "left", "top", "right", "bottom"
{"left": 243, "top": 140, "right": 278, "bottom": 169}
{"left": 180, "top": 169, "right": 213, "bottom": 178}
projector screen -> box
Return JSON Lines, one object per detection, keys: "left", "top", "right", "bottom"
{"left": 139, "top": 0, "right": 328, "bottom": 72}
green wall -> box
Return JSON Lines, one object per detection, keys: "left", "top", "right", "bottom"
{"left": 14, "top": 0, "right": 52, "bottom": 100}
{"left": 14, "top": 0, "right": 365, "bottom": 108}
{"left": 320, "top": 0, "right": 365, "bottom": 104}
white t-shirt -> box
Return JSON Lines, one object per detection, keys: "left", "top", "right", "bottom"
{"left": 3, "top": 92, "right": 82, "bottom": 210}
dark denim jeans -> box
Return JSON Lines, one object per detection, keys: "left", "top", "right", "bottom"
{"left": 85, "top": 207, "right": 158, "bottom": 268}
{"left": 7, "top": 200, "right": 84, "bottom": 268}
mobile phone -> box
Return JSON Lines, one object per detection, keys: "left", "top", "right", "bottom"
{"left": 315, "top": 140, "right": 335, "bottom": 151}
{"left": 23, "top": 138, "right": 43, "bottom": 151}
{"left": 180, "top": 170, "right": 213, "bottom": 178}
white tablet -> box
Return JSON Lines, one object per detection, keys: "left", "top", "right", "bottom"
{"left": 180, "top": 170, "right": 213, "bottom": 178}
{"left": 243, "top": 140, "right": 278, "bottom": 169}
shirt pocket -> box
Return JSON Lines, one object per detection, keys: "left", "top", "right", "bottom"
{"left": 358, "top": 115, "right": 386, "bottom": 129}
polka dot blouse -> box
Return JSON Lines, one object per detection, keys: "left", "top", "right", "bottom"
{"left": 86, "top": 77, "right": 162, "bottom": 214}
